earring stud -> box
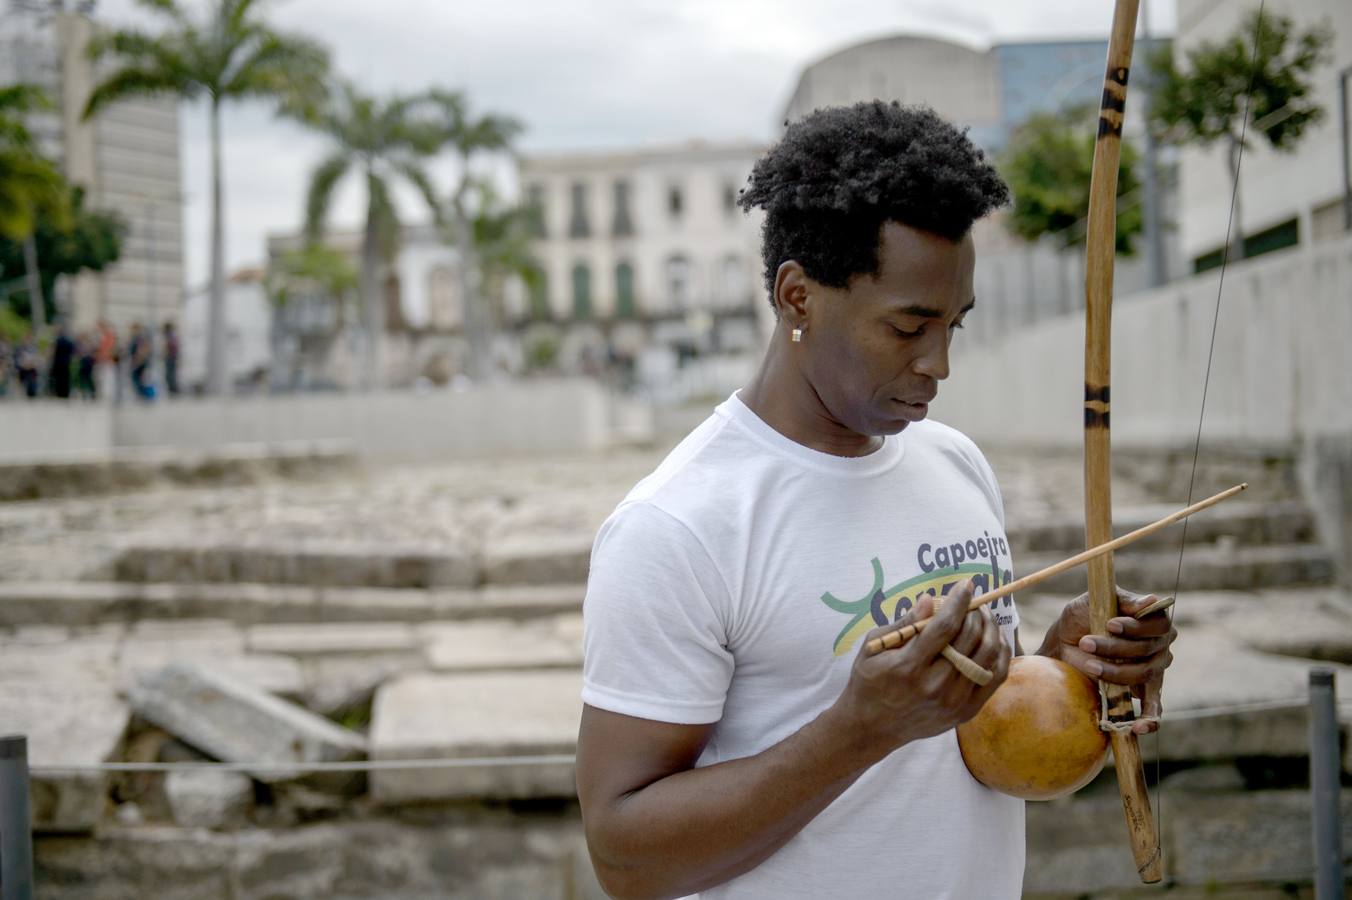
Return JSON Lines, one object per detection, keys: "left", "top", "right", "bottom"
{"left": 791, "top": 328, "right": 803, "bottom": 343}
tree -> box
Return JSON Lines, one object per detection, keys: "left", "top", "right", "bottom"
{"left": 0, "top": 186, "right": 126, "bottom": 325}
{"left": 85, "top": 0, "right": 329, "bottom": 395}
{"left": 424, "top": 91, "right": 521, "bottom": 381}
{"left": 999, "top": 106, "right": 1144, "bottom": 255}
{"left": 0, "top": 85, "right": 66, "bottom": 241}
{"left": 267, "top": 242, "right": 357, "bottom": 389}
{"left": 1148, "top": 9, "right": 1331, "bottom": 260}
{"left": 290, "top": 81, "right": 443, "bottom": 389}
{"left": 268, "top": 242, "right": 357, "bottom": 313}
{"left": 0, "top": 83, "right": 70, "bottom": 334}
{"left": 468, "top": 181, "right": 542, "bottom": 332}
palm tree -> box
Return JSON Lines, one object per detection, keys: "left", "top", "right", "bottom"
{"left": 424, "top": 91, "right": 520, "bottom": 381}
{"left": 291, "top": 81, "right": 443, "bottom": 389}
{"left": 468, "top": 181, "right": 542, "bottom": 331}
{"left": 0, "top": 84, "right": 69, "bottom": 333}
{"left": 85, "top": 0, "right": 328, "bottom": 395}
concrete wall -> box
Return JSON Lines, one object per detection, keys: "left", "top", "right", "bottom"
{"left": 2, "top": 380, "right": 611, "bottom": 463}
{"left": 0, "top": 403, "right": 114, "bottom": 462}
{"left": 111, "top": 379, "right": 611, "bottom": 461}
{"left": 933, "top": 234, "right": 1352, "bottom": 450}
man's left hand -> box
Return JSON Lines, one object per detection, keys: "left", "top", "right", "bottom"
{"left": 1038, "top": 587, "right": 1176, "bottom": 735}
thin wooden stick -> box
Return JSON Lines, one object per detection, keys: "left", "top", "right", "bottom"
{"left": 864, "top": 482, "right": 1247, "bottom": 656}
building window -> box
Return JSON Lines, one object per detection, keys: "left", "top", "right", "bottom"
{"left": 571, "top": 262, "right": 592, "bottom": 319}
{"left": 615, "top": 261, "right": 636, "bottom": 319}
{"left": 612, "top": 179, "right": 635, "bottom": 237}
{"left": 569, "top": 182, "right": 590, "bottom": 239}
{"left": 665, "top": 254, "right": 691, "bottom": 311}
{"left": 1193, "top": 217, "right": 1299, "bottom": 273}
{"left": 667, "top": 184, "right": 684, "bottom": 221}
{"left": 526, "top": 183, "right": 547, "bottom": 238}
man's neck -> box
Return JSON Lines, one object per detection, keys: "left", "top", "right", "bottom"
{"left": 740, "top": 343, "right": 883, "bottom": 458}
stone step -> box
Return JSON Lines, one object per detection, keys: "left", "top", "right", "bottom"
{"left": 1016, "top": 542, "right": 1335, "bottom": 594}
{"left": 1007, "top": 500, "right": 1318, "bottom": 557}
{"left": 32, "top": 818, "right": 601, "bottom": 900}
{"left": 0, "top": 439, "right": 358, "bottom": 503}
{"left": 107, "top": 533, "right": 594, "bottom": 589}
{"left": 369, "top": 670, "right": 582, "bottom": 804}
{"left": 0, "top": 581, "right": 585, "bottom": 628}
{"left": 1023, "top": 787, "right": 1352, "bottom": 896}
{"left": 1015, "top": 587, "right": 1352, "bottom": 667}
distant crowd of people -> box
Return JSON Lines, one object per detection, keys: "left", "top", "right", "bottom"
{"left": 0, "top": 320, "right": 180, "bottom": 403}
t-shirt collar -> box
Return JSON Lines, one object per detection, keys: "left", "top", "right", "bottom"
{"left": 718, "top": 390, "right": 906, "bottom": 477}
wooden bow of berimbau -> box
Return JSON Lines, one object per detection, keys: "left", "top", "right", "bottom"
{"left": 1083, "top": 0, "right": 1163, "bottom": 884}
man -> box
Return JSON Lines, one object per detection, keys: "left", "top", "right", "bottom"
{"left": 162, "top": 321, "right": 180, "bottom": 396}
{"left": 576, "top": 102, "right": 1175, "bottom": 899}
{"left": 127, "top": 322, "right": 154, "bottom": 401}
{"left": 47, "top": 323, "right": 75, "bottom": 399}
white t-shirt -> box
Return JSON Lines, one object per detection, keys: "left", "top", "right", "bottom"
{"left": 582, "top": 392, "right": 1025, "bottom": 899}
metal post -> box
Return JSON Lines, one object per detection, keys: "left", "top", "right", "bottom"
{"left": 0, "top": 735, "right": 34, "bottom": 900}
{"left": 1139, "top": 0, "right": 1168, "bottom": 287}
{"left": 1339, "top": 66, "right": 1351, "bottom": 233}
{"left": 1310, "top": 669, "right": 1344, "bottom": 900}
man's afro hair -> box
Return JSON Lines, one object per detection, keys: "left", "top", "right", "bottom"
{"left": 737, "top": 100, "right": 1009, "bottom": 302}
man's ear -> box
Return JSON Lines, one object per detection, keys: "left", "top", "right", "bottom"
{"left": 773, "top": 260, "right": 813, "bottom": 328}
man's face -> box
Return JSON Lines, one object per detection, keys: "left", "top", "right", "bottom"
{"left": 803, "top": 221, "right": 975, "bottom": 437}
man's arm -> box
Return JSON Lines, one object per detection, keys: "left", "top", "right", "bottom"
{"left": 577, "top": 583, "right": 1010, "bottom": 900}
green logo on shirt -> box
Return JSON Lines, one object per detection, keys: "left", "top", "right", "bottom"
{"left": 821, "top": 554, "right": 1013, "bottom": 656}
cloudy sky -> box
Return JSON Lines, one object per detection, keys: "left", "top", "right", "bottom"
{"left": 93, "top": 0, "right": 1180, "bottom": 287}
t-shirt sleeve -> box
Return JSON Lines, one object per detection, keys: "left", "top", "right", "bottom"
{"left": 582, "top": 500, "right": 734, "bottom": 725}
{"left": 956, "top": 432, "right": 1007, "bottom": 529}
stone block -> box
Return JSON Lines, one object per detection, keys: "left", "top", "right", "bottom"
{"left": 0, "top": 682, "right": 127, "bottom": 833}
{"left": 1168, "top": 790, "right": 1352, "bottom": 886}
{"left": 246, "top": 622, "right": 417, "bottom": 657}
{"left": 370, "top": 670, "right": 581, "bottom": 803}
{"left": 231, "top": 826, "right": 346, "bottom": 898}
{"left": 430, "top": 584, "right": 586, "bottom": 620}
{"left": 110, "top": 540, "right": 478, "bottom": 590}
{"left": 115, "top": 623, "right": 305, "bottom": 697}
{"left": 1136, "top": 630, "right": 1352, "bottom": 762}
{"left": 480, "top": 534, "right": 593, "bottom": 586}
{"left": 34, "top": 827, "right": 236, "bottom": 900}
{"left": 164, "top": 769, "right": 253, "bottom": 829}
{"left": 1018, "top": 542, "right": 1335, "bottom": 595}
{"left": 423, "top": 614, "right": 583, "bottom": 671}
{"left": 1194, "top": 587, "right": 1352, "bottom": 663}
{"left": 129, "top": 662, "right": 366, "bottom": 784}
{"left": 1024, "top": 790, "right": 1147, "bottom": 895}
{"left": 297, "top": 655, "right": 421, "bottom": 719}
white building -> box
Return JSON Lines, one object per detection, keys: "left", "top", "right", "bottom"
{"left": 0, "top": 3, "right": 185, "bottom": 330}
{"left": 1173, "top": 0, "right": 1352, "bottom": 268}
{"left": 518, "top": 140, "right": 769, "bottom": 370}
{"left": 181, "top": 269, "right": 271, "bottom": 393}
{"left": 784, "top": 35, "right": 1004, "bottom": 147}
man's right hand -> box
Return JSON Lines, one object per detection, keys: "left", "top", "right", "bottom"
{"left": 834, "top": 579, "right": 1010, "bottom": 762}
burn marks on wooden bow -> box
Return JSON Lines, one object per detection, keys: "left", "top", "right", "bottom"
{"left": 1097, "top": 66, "right": 1130, "bottom": 138}
{"left": 1085, "top": 384, "right": 1111, "bottom": 429}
